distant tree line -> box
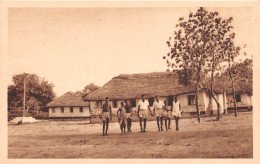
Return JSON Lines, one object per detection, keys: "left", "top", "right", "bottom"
{"left": 8, "top": 73, "right": 56, "bottom": 120}
{"left": 83, "top": 83, "right": 100, "bottom": 93}
{"left": 8, "top": 73, "right": 100, "bottom": 121}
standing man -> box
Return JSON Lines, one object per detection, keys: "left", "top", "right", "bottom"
{"left": 166, "top": 101, "right": 172, "bottom": 130}
{"left": 137, "top": 95, "right": 151, "bottom": 132}
{"left": 117, "top": 102, "right": 127, "bottom": 135}
{"left": 162, "top": 100, "right": 171, "bottom": 131}
{"left": 101, "top": 97, "right": 112, "bottom": 136}
{"left": 153, "top": 95, "right": 165, "bottom": 131}
{"left": 125, "top": 100, "right": 133, "bottom": 133}
{"left": 172, "top": 96, "right": 181, "bottom": 131}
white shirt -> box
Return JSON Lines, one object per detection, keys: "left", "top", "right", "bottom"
{"left": 138, "top": 100, "right": 149, "bottom": 110}
{"left": 172, "top": 101, "right": 180, "bottom": 112}
{"left": 172, "top": 101, "right": 181, "bottom": 117}
{"left": 153, "top": 100, "right": 164, "bottom": 109}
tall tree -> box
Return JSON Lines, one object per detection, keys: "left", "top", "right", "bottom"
{"left": 222, "top": 37, "right": 243, "bottom": 117}
{"left": 230, "top": 58, "right": 253, "bottom": 94}
{"left": 204, "top": 14, "right": 236, "bottom": 120}
{"left": 164, "top": 7, "right": 240, "bottom": 121}
{"left": 83, "top": 83, "right": 100, "bottom": 93}
{"left": 215, "top": 58, "right": 253, "bottom": 114}
{"left": 8, "top": 73, "right": 56, "bottom": 119}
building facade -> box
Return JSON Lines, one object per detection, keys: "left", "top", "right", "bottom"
{"left": 226, "top": 92, "right": 253, "bottom": 109}
{"left": 47, "top": 92, "right": 90, "bottom": 118}
{"left": 83, "top": 72, "right": 226, "bottom": 116}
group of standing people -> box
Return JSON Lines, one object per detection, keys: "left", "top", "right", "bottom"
{"left": 100, "top": 95, "right": 181, "bottom": 136}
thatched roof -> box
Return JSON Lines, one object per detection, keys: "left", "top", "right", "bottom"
{"left": 47, "top": 92, "right": 89, "bottom": 107}
{"left": 83, "top": 72, "right": 196, "bottom": 101}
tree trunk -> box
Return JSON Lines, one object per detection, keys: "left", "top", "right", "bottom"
{"left": 210, "top": 83, "right": 220, "bottom": 120}
{"left": 210, "top": 91, "right": 221, "bottom": 120}
{"left": 207, "top": 90, "right": 212, "bottom": 116}
{"left": 216, "top": 98, "right": 220, "bottom": 120}
{"left": 195, "top": 85, "right": 200, "bottom": 123}
{"left": 195, "top": 64, "right": 202, "bottom": 123}
{"left": 231, "top": 81, "right": 238, "bottom": 117}
{"left": 210, "top": 61, "right": 220, "bottom": 120}
{"left": 228, "top": 55, "right": 237, "bottom": 117}
{"left": 223, "top": 92, "right": 228, "bottom": 114}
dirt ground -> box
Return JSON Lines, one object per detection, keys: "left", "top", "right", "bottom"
{"left": 8, "top": 112, "right": 253, "bottom": 158}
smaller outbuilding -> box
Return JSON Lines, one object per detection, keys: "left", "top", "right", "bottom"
{"left": 226, "top": 92, "right": 253, "bottom": 110}
{"left": 213, "top": 77, "right": 253, "bottom": 111}
{"left": 46, "top": 92, "right": 90, "bottom": 118}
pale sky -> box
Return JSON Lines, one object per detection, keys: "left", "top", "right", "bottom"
{"left": 8, "top": 7, "right": 253, "bottom": 96}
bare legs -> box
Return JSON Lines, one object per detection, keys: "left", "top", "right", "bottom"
{"left": 156, "top": 117, "right": 160, "bottom": 131}
{"left": 160, "top": 117, "right": 163, "bottom": 131}
{"left": 139, "top": 117, "right": 143, "bottom": 132}
{"left": 168, "top": 118, "right": 171, "bottom": 130}
{"left": 174, "top": 116, "right": 179, "bottom": 131}
{"left": 139, "top": 117, "right": 147, "bottom": 132}
{"left": 156, "top": 117, "right": 164, "bottom": 131}
{"left": 127, "top": 118, "right": 132, "bottom": 133}
{"left": 102, "top": 118, "right": 110, "bottom": 136}
{"left": 102, "top": 120, "right": 106, "bottom": 136}
{"left": 106, "top": 118, "right": 109, "bottom": 134}
{"left": 165, "top": 119, "right": 168, "bottom": 130}
{"left": 143, "top": 118, "right": 146, "bottom": 132}
{"left": 120, "top": 119, "right": 126, "bottom": 135}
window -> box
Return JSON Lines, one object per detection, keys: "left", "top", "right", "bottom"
{"left": 70, "top": 107, "right": 73, "bottom": 113}
{"left": 168, "top": 96, "right": 173, "bottom": 106}
{"left": 148, "top": 98, "right": 154, "bottom": 106}
{"left": 188, "top": 95, "right": 196, "bottom": 105}
{"left": 61, "top": 107, "right": 64, "bottom": 113}
{"left": 129, "top": 99, "right": 136, "bottom": 107}
{"left": 235, "top": 94, "right": 241, "bottom": 102}
{"left": 80, "top": 106, "right": 83, "bottom": 112}
{"left": 52, "top": 107, "right": 55, "bottom": 113}
{"left": 113, "top": 100, "right": 118, "bottom": 108}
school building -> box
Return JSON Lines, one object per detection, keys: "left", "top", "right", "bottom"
{"left": 46, "top": 91, "right": 90, "bottom": 118}
{"left": 83, "top": 71, "right": 252, "bottom": 116}
{"left": 46, "top": 72, "right": 252, "bottom": 118}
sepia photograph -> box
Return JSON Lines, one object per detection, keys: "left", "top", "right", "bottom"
{"left": 1, "top": 1, "right": 259, "bottom": 162}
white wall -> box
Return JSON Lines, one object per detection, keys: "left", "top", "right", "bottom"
{"left": 178, "top": 91, "right": 209, "bottom": 112}
{"left": 226, "top": 95, "right": 233, "bottom": 107}
{"left": 48, "top": 106, "right": 90, "bottom": 117}
{"left": 88, "top": 91, "right": 216, "bottom": 114}
{"left": 226, "top": 93, "right": 252, "bottom": 108}
{"left": 211, "top": 95, "right": 218, "bottom": 111}
{"left": 89, "top": 100, "right": 124, "bottom": 114}
{"left": 241, "top": 93, "right": 251, "bottom": 106}
{"left": 217, "top": 94, "right": 224, "bottom": 114}
{"left": 223, "top": 92, "right": 227, "bottom": 111}
{"left": 209, "top": 93, "right": 225, "bottom": 114}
